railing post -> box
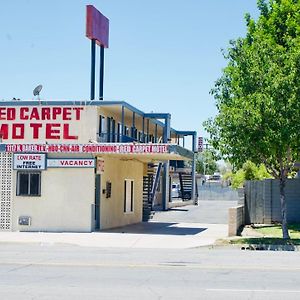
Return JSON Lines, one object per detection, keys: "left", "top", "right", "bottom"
{"left": 191, "top": 132, "right": 197, "bottom": 204}
{"left": 90, "top": 39, "right": 96, "bottom": 100}
{"left": 142, "top": 117, "right": 145, "bottom": 143}
{"left": 121, "top": 105, "right": 125, "bottom": 142}
{"left": 162, "top": 114, "right": 171, "bottom": 210}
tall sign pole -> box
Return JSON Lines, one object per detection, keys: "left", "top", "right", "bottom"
{"left": 99, "top": 45, "right": 105, "bottom": 100}
{"left": 86, "top": 5, "right": 109, "bottom": 101}
{"left": 90, "top": 39, "right": 96, "bottom": 100}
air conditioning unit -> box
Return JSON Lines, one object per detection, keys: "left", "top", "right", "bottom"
{"left": 18, "top": 216, "right": 31, "bottom": 226}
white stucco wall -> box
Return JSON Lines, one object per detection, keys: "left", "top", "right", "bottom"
{"left": 1, "top": 104, "right": 157, "bottom": 232}
{"left": 12, "top": 167, "right": 95, "bottom": 232}
{"left": 99, "top": 157, "right": 144, "bottom": 230}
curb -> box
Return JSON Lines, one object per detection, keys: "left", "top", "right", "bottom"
{"left": 201, "top": 243, "right": 300, "bottom": 251}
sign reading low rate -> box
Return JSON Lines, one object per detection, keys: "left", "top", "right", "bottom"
{"left": 13, "top": 153, "right": 46, "bottom": 170}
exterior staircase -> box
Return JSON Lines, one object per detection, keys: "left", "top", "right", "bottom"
{"left": 142, "top": 163, "right": 162, "bottom": 221}
{"left": 179, "top": 172, "right": 198, "bottom": 201}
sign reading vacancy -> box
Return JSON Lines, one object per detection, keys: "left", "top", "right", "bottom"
{"left": 13, "top": 154, "right": 46, "bottom": 170}
{"left": 47, "top": 159, "right": 95, "bottom": 168}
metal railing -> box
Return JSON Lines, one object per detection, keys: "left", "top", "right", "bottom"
{"left": 97, "top": 132, "right": 162, "bottom": 143}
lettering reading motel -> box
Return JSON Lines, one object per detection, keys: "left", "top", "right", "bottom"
{"left": 0, "top": 107, "right": 84, "bottom": 140}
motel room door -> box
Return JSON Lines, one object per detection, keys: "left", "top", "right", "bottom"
{"left": 95, "top": 174, "right": 101, "bottom": 230}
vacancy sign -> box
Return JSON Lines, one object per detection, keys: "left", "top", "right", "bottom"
{"left": 13, "top": 154, "right": 46, "bottom": 170}
{"left": 47, "top": 159, "right": 95, "bottom": 168}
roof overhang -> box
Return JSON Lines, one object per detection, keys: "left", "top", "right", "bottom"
{"left": 0, "top": 143, "right": 194, "bottom": 163}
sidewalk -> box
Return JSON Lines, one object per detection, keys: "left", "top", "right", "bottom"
{"left": 0, "top": 221, "right": 228, "bottom": 249}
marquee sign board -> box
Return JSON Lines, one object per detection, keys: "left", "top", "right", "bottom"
{"left": 47, "top": 159, "right": 95, "bottom": 168}
{"left": 198, "top": 137, "right": 203, "bottom": 152}
{"left": 13, "top": 153, "right": 46, "bottom": 170}
{"left": 86, "top": 5, "right": 109, "bottom": 48}
{"left": 4, "top": 143, "right": 169, "bottom": 154}
{"left": 0, "top": 106, "right": 85, "bottom": 141}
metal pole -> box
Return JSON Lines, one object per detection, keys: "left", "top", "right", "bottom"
{"left": 142, "top": 117, "right": 145, "bottom": 143}
{"left": 99, "top": 45, "right": 104, "bottom": 100}
{"left": 146, "top": 119, "right": 149, "bottom": 143}
{"left": 191, "top": 132, "right": 197, "bottom": 204}
{"left": 121, "top": 106, "right": 125, "bottom": 142}
{"left": 90, "top": 39, "right": 96, "bottom": 100}
{"left": 132, "top": 112, "right": 135, "bottom": 139}
{"left": 162, "top": 114, "right": 171, "bottom": 210}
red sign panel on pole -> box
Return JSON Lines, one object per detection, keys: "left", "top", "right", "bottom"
{"left": 86, "top": 5, "right": 109, "bottom": 48}
{"left": 198, "top": 137, "right": 203, "bottom": 152}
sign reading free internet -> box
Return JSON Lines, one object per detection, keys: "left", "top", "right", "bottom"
{"left": 13, "top": 154, "right": 46, "bottom": 170}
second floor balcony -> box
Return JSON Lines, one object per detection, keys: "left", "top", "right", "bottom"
{"left": 97, "top": 132, "right": 162, "bottom": 144}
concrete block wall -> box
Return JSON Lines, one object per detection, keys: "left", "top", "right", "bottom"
{"left": 228, "top": 205, "right": 244, "bottom": 236}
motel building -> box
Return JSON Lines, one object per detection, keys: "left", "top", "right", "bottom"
{"left": 0, "top": 100, "right": 196, "bottom": 232}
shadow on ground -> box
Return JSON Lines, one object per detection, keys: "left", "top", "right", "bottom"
{"left": 102, "top": 222, "right": 207, "bottom": 236}
{"left": 167, "top": 208, "right": 189, "bottom": 212}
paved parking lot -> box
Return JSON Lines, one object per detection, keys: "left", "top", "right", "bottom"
{"left": 155, "top": 199, "right": 238, "bottom": 224}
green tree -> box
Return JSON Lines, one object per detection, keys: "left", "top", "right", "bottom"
{"left": 204, "top": 0, "right": 300, "bottom": 239}
{"left": 229, "top": 161, "right": 272, "bottom": 189}
{"left": 195, "top": 150, "right": 218, "bottom": 175}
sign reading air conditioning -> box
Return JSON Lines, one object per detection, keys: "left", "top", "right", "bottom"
{"left": 5, "top": 143, "right": 169, "bottom": 154}
{"left": 47, "top": 159, "right": 95, "bottom": 168}
{"left": 13, "top": 154, "right": 46, "bottom": 170}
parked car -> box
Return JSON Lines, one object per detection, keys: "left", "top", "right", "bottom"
{"left": 171, "top": 183, "right": 180, "bottom": 198}
{"left": 208, "top": 174, "right": 221, "bottom": 181}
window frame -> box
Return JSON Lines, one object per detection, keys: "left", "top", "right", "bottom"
{"left": 16, "top": 171, "right": 41, "bottom": 197}
{"left": 124, "top": 179, "right": 134, "bottom": 213}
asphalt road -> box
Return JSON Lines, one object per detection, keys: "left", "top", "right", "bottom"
{"left": 1, "top": 243, "right": 300, "bottom": 300}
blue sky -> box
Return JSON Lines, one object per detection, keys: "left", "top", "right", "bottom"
{"left": 0, "top": 0, "right": 259, "bottom": 139}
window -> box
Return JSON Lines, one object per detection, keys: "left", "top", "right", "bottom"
{"left": 106, "top": 117, "right": 111, "bottom": 142}
{"left": 131, "top": 127, "right": 137, "bottom": 140}
{"left": 124, "top": 126, "right": 129, "bottom": 137}
{"left": 17, "top": 172, "right": 41, "bottom": 196}
{"left": 149, "top": 134, "right": 154, "bottom": 143}
{"left": 111, "top": 119, "right": 116, "bottom": 142}
{"left": 124, "top": 179, "right": 134, "bottom": 213}
{"left": 117, "top": 123, "right": 122, "bottom": 142}
{"left": 138, "top": 131, "right": 143, "bottom": 142}
{"left": 98, "top": 115, "right": 106, "bottom": 141}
